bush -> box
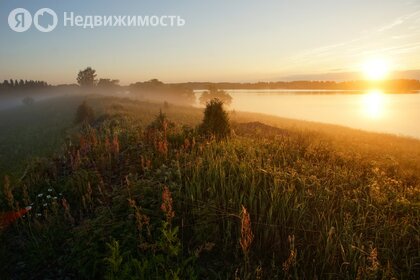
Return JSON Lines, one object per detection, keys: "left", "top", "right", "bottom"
{"left": 199, "top": 98, "right": 230, "bottom": 140}
{"left": 74, "top": 101, "right": 95, "bottom": 124}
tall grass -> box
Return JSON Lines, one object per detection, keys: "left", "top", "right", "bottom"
{"left": 0, "top": 96, "right": 418, "bottom": 279}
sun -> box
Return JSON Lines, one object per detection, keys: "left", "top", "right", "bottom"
{"left": 362, "top": 58, "right": 389, "bottom": 80}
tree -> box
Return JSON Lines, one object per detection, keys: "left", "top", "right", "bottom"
{"left": 199, "top": 86, "right": 232, "bottom": 106}
{"left": 199, "top": 98, "right": 231, "bottom": 140}
{"left": 97, "top": 78, "right": 119, "bottom": 88}
{"left": 147, "top": 78, "right": 164, "bottom": 86}
{"left": 142, "top": 79, "right": 164, "bottom": 90}
{"left": 77, "top": 67, "right": 97, "bottom": 87}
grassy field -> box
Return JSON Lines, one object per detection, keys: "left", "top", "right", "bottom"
{"left": 0, "top": 95, "right": 419, "bottom": 279}
{"left": 0, "top": 95, "right": 86, "bottom": 178}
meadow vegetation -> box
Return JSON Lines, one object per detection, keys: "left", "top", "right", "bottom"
{"left": 0, "top": 95, "right": 419, "bottom": 279}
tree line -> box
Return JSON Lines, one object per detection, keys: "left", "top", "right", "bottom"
{"left": 173, "top": 79, "right": 420, "bottom": 93}
{"left": 0, "top": 79, "right": 49, "bottom": 90}
{"left": 75, "top": 67, "right": 199, "bottom": 105}
{"left": 3, "top": 67, "right": 420, "bottom": 96}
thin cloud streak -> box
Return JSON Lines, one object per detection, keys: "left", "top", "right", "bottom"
{"left": 377, "top": 10, "right": 420, "bottom": 32}
{"left": 283, "top": 7, "right": 420, "bottom": 75}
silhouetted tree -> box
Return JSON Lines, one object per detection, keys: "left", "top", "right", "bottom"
{"left": 77, "top": 67, "right": 97, "bottom": 87}
{"left": 199, "top": 98, "right": 231, "bottom": 140}
{"left": 199, "top": 86, "right": 232, "bottom": 106}
{"left": 142, "top": 79, "right": 164, "bottom": 90}
{"left": 148, "top": 79, "right": 164, "bottom": 86}
{"left": 97, "top": 78, "right": 119, "bottom": 88}
{"left": 129, "top": 79, "right": 195, "bottom": 105}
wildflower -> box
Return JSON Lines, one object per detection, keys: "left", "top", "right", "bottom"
{"left": 160, "top": 186, "right": 175, "bottom": 223}
{"left": 36, "top": 213, "right": 42, "bottom": 217}
{"left": 37, "top": 193, "right": 43, "bottom": 198}
{"left": 112, "top": 134, "right": 120, "bottom": 155}
{"left": 239, "top": 205, "right": 254, "bottom": 256}
{"left": 46, "top": 195, "right": 51, "bottom": 199}
{"left": 0, "top": 207, "right": 32, "bottom": 229}
{"left": 48, "top": 188, "right": 53, "bottom": 192}
{"left": 157, "top": 140, "right": 168, "bottom": 156}
{"left": 128, "top": 198, "right": 150, "bottom": 245}
{"left": 368, "top": 247, "right": 380, "bottom": 272}
{"left": 43, "top": 203, "right": 48, "bottom": 207}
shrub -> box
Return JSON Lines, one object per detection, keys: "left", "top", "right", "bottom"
{"left": 199, "top": 98, "right": 230, "bottom": 140}
{"left": 74, "top": 101, "right": 95, "bottom": 124}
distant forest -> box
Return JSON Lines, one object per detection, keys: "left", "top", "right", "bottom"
{"left": 173, "top": 79, "right": 420, "bottom": 92}
{"left": 2, "top": 76, "right": 420, "bottom": 94}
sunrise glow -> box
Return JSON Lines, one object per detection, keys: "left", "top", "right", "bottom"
{"left": 363, "top": 58, "right": 390, "bottom": 81}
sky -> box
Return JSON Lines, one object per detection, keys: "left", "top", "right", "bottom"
{"left": 1, "top": 0, "right": 420, "bottom": 85}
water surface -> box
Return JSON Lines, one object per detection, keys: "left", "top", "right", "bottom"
{"left": 196, "top": 90, "right": 420, "bottom": 138}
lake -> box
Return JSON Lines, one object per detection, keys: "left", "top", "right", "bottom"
{"left": 195, "top": 90, "right": 420, "bottom": 139}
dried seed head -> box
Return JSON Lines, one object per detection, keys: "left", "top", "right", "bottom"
{"left": 240, "top": 205, "right": 254, "bottom": 255}
{"left": 161, "top": 186, "right": 175, "bottom": 222}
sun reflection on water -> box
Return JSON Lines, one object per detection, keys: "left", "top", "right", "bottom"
{"left": 362, "top": 90, "right": 386, "bottom": 118}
